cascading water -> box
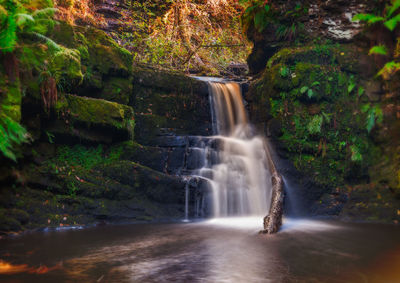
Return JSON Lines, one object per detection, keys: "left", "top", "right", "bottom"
{"left": 189, "top": 78, "right": 277, "bottom": 218}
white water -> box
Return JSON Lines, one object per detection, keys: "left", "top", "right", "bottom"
{"left": 193, "top": 80, "right": 275, "bottom": 217}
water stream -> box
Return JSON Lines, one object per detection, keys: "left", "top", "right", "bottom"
{"left": 188, "top": 78, "right": 277, "bottom": 218}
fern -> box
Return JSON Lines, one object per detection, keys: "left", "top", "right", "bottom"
{"left": 15, "top": 13, "right": 34, "bottom": 26}
{"left": 350, "top": 145, "right": 363, "bottom": 162}
{"left": 0, "top": 11, "right": 17, "bottom": 52}
{"left": 388, "top": 0, "right": 400, "bottom": 17}
{"left": 352, "top": 13, "right": 384, "bottom": 24}
{"left": 32, "top": 7, "right": 57, "bottom": 18}
{"left": 361, "top": 104, "right": 383, "bottom": 133}
{"left": 0, "top": 115, "right": 30, "bottom": 162}
{"left": 307, "top": 115, "right": 323, "bottom": 134}
{"left": 377, "top": 61, "right": 400, "bottom": 79}
{"left": 384, "top": 14, "right": 400, "bottom": 31}
{"left": 26, "top": 31, "right": 62, "bottom": 51}
{"left": 369, "top": 45, "right": 388, "bottom": 55}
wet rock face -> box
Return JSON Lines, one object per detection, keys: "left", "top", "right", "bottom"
{"left": 245, "top": 0, "right": 373, "bottom": 74}
{"left": 132, "top": 67, "right": 212, "bottom": 146}
{"left": 306, "top": 0, "right": 368, "bottom": 41}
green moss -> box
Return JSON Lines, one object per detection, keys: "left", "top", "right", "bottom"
{"left": 49, "top": 21, "right": 132, "bottom": 83}
{"left": 49, "top": 47, "right": 83, "bottom": 87}
{"left": 56, "top": 94, "right": 134, "bottom": 131}
{"left": 267, "top": 44, "right": 337, "bottom": 69}
{"left": 252, "top": 42, "right": 374, "bottom": 189}
{"left": 99, "top": 77, "right": 132, "bottom": 105}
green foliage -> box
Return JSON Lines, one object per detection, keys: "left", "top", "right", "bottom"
{"left": 369, "top": 45, "right": 388, "bottom": 55}
{"left": 56, "top": 145, "right": 103, "bottom": 170}
{"left": 300, "top": 81, "right": 320, "bottom": 99}
{"left": 241, "top": 0, "right": 271, "bottom": 32}
{"left": 377, "top": 61, "right": 400, "bottom": 79}
{"left": 0, "top": 0, "right": 57, "bottom": 53}
{"left": 352, "top": 13, "right": 384, "bottom": 24}
{"left": 0, "top": 114, "right": 29, "bottom": 161}
{"left": 353, "top": 0, "right": 400, "bottom": 79}
{"left": 350, "top": 145, "right": 363, "bottom": 162}
{"left": 361, "top": 104, "right": 384, "bottom": 133}
{"left": 347, "top": 76, "right": 356, "bottom": 94}
{"left": 307, "top": 115, "right": 323, "bottom": 134}
{"left": 241, "top": 1, "right": 307, "bottom": 40}
{"left": 53, "top": 144, "right": 123, "bottom": 171}
{"left": 279, "top": 65, "right": 290, "bottom": 78}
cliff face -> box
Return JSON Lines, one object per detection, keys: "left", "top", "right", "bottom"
{"left": 245, "top": 0, "right": 400, "bottom": 222}
{"left": 0, "top": 21, "right": 210, "bottom": 233}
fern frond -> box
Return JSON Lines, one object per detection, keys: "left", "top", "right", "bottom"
{"left": 15, "top": 13, "right": 34, "bottom": 27}
{"left": 25, "top": 31, "right": 62, "bottom": 51}
{"left": 32, "top": 8, "right": 57, "bottom": 18}
{"left": 0, "top": 15, "right": 17, "bottom": 52}
{"left": 387, "top": 0, "right": 400, "bottom": 18}
{"left": 369, "top": 45, "right": 388, "bottom": 55}
{"left": 307, "top": 115, "right": 323, "bottom": 134}
{"left": 352, "top": 13, "right": 384, "bottom": 24}
{"left": 377, "top": 60, "right": 400, "bottom": 79}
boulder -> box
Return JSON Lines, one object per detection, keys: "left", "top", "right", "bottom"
{"left": 48, "top": 94, "right": 134, "bottom": 143}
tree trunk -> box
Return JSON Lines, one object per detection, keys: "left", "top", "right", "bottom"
{"left": 261, "top": 172, "right": 284, "bottom": 234}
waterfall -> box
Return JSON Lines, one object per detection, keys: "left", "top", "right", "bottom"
{"left": 189, "top": 78, "right": 278, "bottom": 218}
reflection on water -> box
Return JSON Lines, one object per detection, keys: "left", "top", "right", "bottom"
{"left": 0, "top": 218, "right": 399, "bottom": 282}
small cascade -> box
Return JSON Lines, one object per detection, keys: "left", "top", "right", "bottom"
{"left": 184, "top": 180, "right": 190, "bottom": 222}
{"left": 183, "top": 78, "right": 280, "bottom": 219}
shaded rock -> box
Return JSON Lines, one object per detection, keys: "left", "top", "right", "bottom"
{"left": 48, "top": 94, "right": 134, "bottom": 143}
{"left": 100, "top": 161, "right": 185, "bottom": 203}
{"left": 115, "top": 141, "right": 169, "bottom": 172}
{"left": 98, "top": 76, "right": 133, "bottom": 105}
{"left": 132, "top": 66, "right": 208, "bottom": 95}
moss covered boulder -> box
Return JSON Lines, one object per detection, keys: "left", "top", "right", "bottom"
{"left": 247, "top": 43, "right": 387, "bottom": 218}
{"left": 49, "top": 21, "right": 133, "bottom": 104}
{"left": 47, "top": 94, "right": 134, "bottom": 143}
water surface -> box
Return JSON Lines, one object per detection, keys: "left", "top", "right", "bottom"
{"left": 0, "top": 218, "right": 399, "bottom": 282}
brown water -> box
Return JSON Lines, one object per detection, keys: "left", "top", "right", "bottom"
{"left": 0, "top": 218, "right": 399, "bottom": 282}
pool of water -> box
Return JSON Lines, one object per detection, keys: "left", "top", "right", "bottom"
{"left": 0, "top": 218, "right": 399, "bottom": 282}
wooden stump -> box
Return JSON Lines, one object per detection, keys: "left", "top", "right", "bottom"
{"left": 261, "top": 172, "right": 284, "bottom": 234}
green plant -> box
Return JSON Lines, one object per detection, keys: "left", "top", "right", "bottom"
{"left": 279, "top": 65, "right": 290, "bottom": 78}
{"left": 361, "top": 104, "right": 383, "bottom": 133}
{"left": 240, "top": 0, "right": 271, "bottom": 33}
{"left": 0, "top": 114, "right": 30, "bottom": 161}
{"left": 300, "top": 81, "right": 320, "bottom": 99}
{"left": 353, "top": 0, "right": 400, "bottom": 79}
{"left": 46, "top": 131, "right": 55, "bottom": 144}
{"left": 307, "top": 115, "right": 323, "bottom": 134}
{"left": 347, "top": 75, "right": 357, "bottom": 94}
{"left": 0, "top": 0, "right": 57, "bottom": 53}
{"left": 350, "top": 145, "right": 363, "bottom": 162}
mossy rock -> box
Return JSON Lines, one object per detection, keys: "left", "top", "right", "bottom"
{"left": 49, "top": 47, "right": 83, "bottom": 89}
{"left": 99, "top": 160, "right": 185, "bottom": 203}
{"left": 50, "top": 94, "right": 135, "bottom": 143}
{"left": 98, "top": 76, "right": 133, "bottom": 105}
{"left": 340, "top": 184, "right": 400, "bottom": 223}
{"left": 267, "top": 45, "right": 336, "bottom": 69}
{"left": 50, "top": 22, "right": 132, "bottom": 77}
{"left": 112, "top": 141, "right": 169, "bottom": 172}
{"left": 133, "top": 76, "right": 211, "bottom": 144}
{"left": 248, "top": 41, "right": 372, "bottom": 191}
{"left": 132, "top": 66, "right": 208, "bottom": 95}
